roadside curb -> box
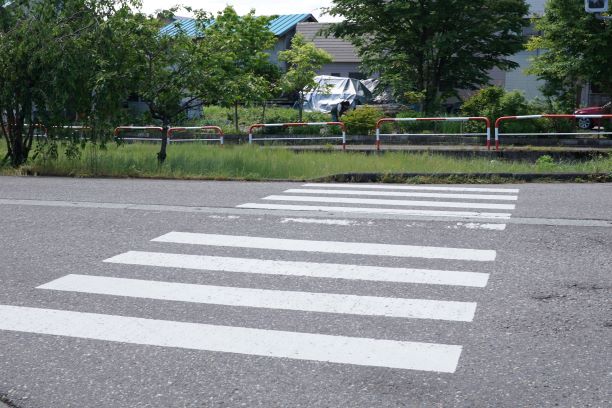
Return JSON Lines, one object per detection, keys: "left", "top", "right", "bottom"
{"left": 4, "top": 172, "right": 611, "bottom": 184}
{"left": 314, "top": 172, "right": 612, "bottom": 183}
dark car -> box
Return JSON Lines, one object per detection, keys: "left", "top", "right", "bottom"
{"left": 574, "top": 102, "right": 612, "bottom": 129}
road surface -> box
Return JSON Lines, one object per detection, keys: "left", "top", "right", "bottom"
{"left": 0, "top": 177, "right": 610, "bottom": 407}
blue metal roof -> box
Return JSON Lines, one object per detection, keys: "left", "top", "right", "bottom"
{"left": 159, "top": 14, "right": 315, "bottom": 38}
{"left": 159, "top": 16, "right": 207, "bottom": 37}
{"left": 269, "top": 14, "right": 314, "bottom": 36}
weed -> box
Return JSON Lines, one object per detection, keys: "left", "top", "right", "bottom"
{"left": 0, "top": 141, "right": 610, "bottom": 181}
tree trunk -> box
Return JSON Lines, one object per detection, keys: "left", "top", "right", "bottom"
{"left": 157, "top": 118, "right": 169, "bottom": 164}
{"left": 298, "top": 93, "right": 303, "bottom": 122}
{"left": 1, "top": 123, "right": 12, "bottom": 164}
{"left": 234, "top": 103, "right": 239, "bottom": 133}
{"left": 6, "top": 115, "right": 30, "bottom": 167}
{"left": 574, "top": 84, "right": 583, "bottom": 109}
{"left": 9, "top": 133, "right": 26, "bottom": 167}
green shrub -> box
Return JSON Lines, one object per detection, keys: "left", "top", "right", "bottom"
{"left": 535, "top": 154, "right": 555, "bottom": 169}
{"left": 527, "top": 98, "right": 574, "bottom": 133}
{"left": 461, "top": 86, "right": 506, "bottom": 121}
{"left": 461, "top": 86, "right": 543, "bottom": 134}
{"left": 461, "top": 86, "right": 532, "bottom": 121}
{"left": 342, "top": 105, "right": 386, "bottom": 135}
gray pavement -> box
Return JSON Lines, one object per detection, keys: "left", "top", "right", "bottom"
{"left": 0, "top": 176, "right": 610, "bottom": 407}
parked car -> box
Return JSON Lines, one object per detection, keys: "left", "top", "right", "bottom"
{"left": 574, "top": 102, "right": 612, "bottom": 129}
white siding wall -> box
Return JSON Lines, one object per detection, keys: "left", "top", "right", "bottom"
{"left": 318, "top": 62, "right": 363, "bottom": 77}
{"left": 503, "top": 50, "right": 544, "bottom": 100}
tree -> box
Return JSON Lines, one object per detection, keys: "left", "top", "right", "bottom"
{"left": 128, "top": 10, "right": 222, "bottom": 162}
{"left": 201, "top": 7, "right": 278, "bottom": 133}
{"left": 278, "top": 34, "right": 333, "bottom": 122}
{"left": 526, "top": 0, "right": 612, "bottom": 110}
{"left": 325, "top": 0, "right": 529, "bottom": 114}
{"left": 0, "top": 0, "right": 139, "bottom": 167}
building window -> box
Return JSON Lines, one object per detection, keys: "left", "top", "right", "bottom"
{"left": 349, "top": 72, "right": 366, "bottom": 80}
{"left": 590, "top": 83, "right": 603, "bottom": 94}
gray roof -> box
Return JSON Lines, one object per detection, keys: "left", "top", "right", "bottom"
{"left": 296, "top": 23, "right": 360, "bottom": 63}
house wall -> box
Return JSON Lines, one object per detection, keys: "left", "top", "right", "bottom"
{"left": 269, "top": 32, "right": 295, "bottom": 69}
{"left": 296, "top": 22, "right": 366, "bottom": 78}
{"left": 503, "top": 49, "right": 544, "bottom": 100}
{"left": 318, "top": 62, "right": 363, "bottom": 78}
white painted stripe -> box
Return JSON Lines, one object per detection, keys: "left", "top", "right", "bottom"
{"left": 285, "top": 188, "right": 518, "bottom": 201}
{"left": 456, "top": 223, "right": 507, "bottom": 231}
{"left": 38, "top": 275, "right": 477, "bottom": 321}
{"left": 302, "top": 183, "right": 519, "bottom": 193}
{"left": 280, "top": 217, "right": 359, "bottom": 226}
{"left": 104, "top": 251, "right": 490, "bottom": 287}
{"left": 152, "top": 232, "right": 497, "bottom": 261}
{"left": 264, "top": 195, "right": 516, "bottom": 210}
{"left": 237, "top": 203, "right": 512, "bottom": 220}
{"left": 0, "top": 305, "right": 462, "bottom": 372}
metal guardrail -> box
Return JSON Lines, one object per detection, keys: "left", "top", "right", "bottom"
{"left": 113, "top": 126, "right": 164, "bottom": 142}
{"left": 375, "top": 117, "right": 491, "bottom": 150}
{"left": 495, "top": 114, "right": 612, "bottom": 149}
{"left": 167, "top": 126, "right": 224, "bottom": 144}
{"left": 248, "top": 122, "right": 347, "bottom": 150}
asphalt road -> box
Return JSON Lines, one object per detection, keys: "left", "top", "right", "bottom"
{"left": 0, "top": 176, "right": 610, "bottom": 408}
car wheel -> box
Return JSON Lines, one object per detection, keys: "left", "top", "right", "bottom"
{"left": 577, "top": 117, "right": 593, "bottom": 130}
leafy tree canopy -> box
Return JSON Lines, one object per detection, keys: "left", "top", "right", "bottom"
{"left": 526, "top": 0, "right": 612, "bottom": 109}
{"left": 199, "top": 7, "right": 279, "bottom": 132}
{"left": 325, "top": 0, "right": 529, "bottom": 113}
{"left": 0, "top": 0, "right": 142, "bottom": 166}
{"left": 278, "top": 34, "right": 333, "bottom": 121}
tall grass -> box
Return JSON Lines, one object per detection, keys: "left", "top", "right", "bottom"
{"left": 2, "top": 142, "right": 610, "bottom": 180}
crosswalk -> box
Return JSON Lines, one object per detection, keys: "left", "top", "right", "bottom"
{"left": 237, "top": 182, "right": 520, "bottom": 220}
{"left": 0, "top": 183, "right": 520, "bottom": 374}
{"left": 0, "top": 234, "right": 499, "bottom": 373}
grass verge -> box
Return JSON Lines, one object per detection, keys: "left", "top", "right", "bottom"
{"left": 1, "top": 143, "right": 611, "bottom": 181}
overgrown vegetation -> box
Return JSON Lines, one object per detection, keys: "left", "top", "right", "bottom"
{"left": 0, "top": 2, "right": 327, "bottom": 166}
{"left": 2, "top": 143, "right": 610, "bottom": 181}
{"left": 198, "top": 105, "right": 331, "bottom": 134}
{"left": 0, "top": 0, "right": 138, "bottom": 166}
{"left": 461, "top": 87, "right": 579, "bottom": 134}
{"left": 1, "top": 0, "right": 609, "bottom": 172}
